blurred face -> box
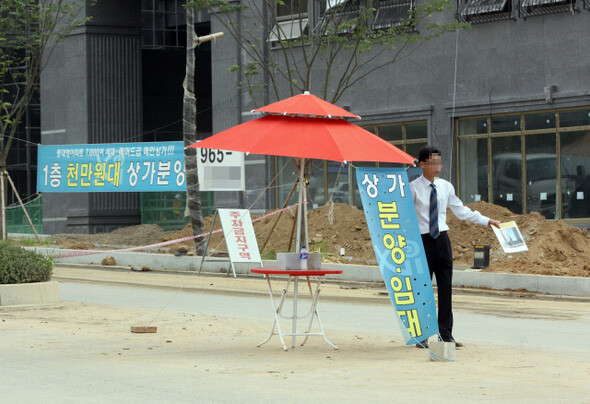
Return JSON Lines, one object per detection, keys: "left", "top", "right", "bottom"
{"left": 420, "top": 153, "right": 442, "bottom": 178}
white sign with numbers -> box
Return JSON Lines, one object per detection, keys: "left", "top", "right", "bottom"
{"left": 196, "top": 146, "right": 245, "bottom": 191}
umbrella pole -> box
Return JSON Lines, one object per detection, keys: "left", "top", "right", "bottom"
{"left": 292, "top": 158, "right": 307, "bottom": 348}
{"left": 295, "top": 159, "right": 303, "bottom": 253}
{"left": 302, "top": 172, "right": 309, "bottom": 249}
{"left": 287, "top": 204, "right": 298, "bottom": 252}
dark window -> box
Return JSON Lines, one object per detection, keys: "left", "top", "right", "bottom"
{"left": 492, "top": 115, "right": 521, "bottom": 133}
{"left": 458, "top": 0, "right": 513, "bottom": 23}
{"left": 141, "top": 0, "right": 186, "bottom": 49}
{"left": 277, "top": 0, "right": 308, "bottom": 17}
{"left": 519, "top": 0, "right": 578, "bottom": 18}
{"left": 319, "top": 0, "right": 362, "bottom": 35}
{"left": 317, "top": 0, "right": 413, "bottom": 35}
{"left": 269, "top": 0, "right": 309, "bottom": 46}
{"left": 560, "top": 109, "right": 590, "bottom": 128}
{"left": 525, "top": 111, "right": 556, "bottom": 130}
{"left": 268, "top": 19, "right": 310, "bottom": 45}
{"left": 372, "top": 0, "right": 414, "bottom": 30}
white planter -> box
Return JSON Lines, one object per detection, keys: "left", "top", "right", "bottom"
{"left": 0, "top": 281, "right": 61, "bottom": 306}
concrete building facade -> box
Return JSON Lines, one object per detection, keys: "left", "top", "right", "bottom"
{"left": 40, "top": 0, "right": 212, "bottom": 233}
{"left": 208, "top": 0, "right": 590, "bottom": 228}
{"left": 37, "top": 0, "right": 590, "bottom": 233}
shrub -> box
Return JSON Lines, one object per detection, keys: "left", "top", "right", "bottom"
{"left": 0, "top": 241, "right": 53, "bottom": 284}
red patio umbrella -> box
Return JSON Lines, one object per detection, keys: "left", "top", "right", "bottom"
{"left": 252, "top": 92, "right": 361, "bottom": 119}
{"left": 191, "top": 114, "right": 415, "bottom": 164}
{"left": 189, "top": 92, "right": 415, "bottom": 254}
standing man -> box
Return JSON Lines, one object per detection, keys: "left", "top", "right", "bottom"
{"left": 410, "top": 146, "right": 500, "bottom": 348}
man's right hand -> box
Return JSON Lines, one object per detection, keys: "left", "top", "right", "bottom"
{"left": 488, "top": 219, "right": 500, "bottom": 228}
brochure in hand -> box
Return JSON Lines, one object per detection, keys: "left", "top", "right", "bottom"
{"left": 492, "top": 221, "right": 528, "bottom": 253}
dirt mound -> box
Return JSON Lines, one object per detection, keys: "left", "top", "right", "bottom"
{"left": 160, "top": 204, "right": 371, "bottom": 263}
{"left": 47, "top": 202, "right": 590, "bottom": 277}
{"left": 51, "top": 224, "right": 167, "bottom": 248}
{"left": 448, "top": 202, "right": 590, "bottom": 277}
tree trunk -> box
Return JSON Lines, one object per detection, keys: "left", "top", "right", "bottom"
{"left": 183, "top": 4, "right": 205, "bottom": 254}
{"left": 0, "top": 160, "right": 6, "bottom": 240}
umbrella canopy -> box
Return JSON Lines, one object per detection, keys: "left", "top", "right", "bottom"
{"left": 252, "top": 92, "right": 361, "bottom": 119}
{"left": 189, "top": 114, "right": 415, "bottom": 164}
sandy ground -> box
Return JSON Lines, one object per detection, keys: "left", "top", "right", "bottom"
{"left": 1, "top": 268, "right": 589, "bottom": 402}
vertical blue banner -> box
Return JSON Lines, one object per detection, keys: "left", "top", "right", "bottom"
{"left": 356, "top": 167, "right": 438, "bottom": 345}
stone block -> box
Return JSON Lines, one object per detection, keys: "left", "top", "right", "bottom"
{"left": 131, "top": 326, "right": 157, "bottom": 333}
{"left": 428, "top": 340, "right": 456, "bottom": 362}
{"left": 0, "top": 281, "right": 61, "bottom": 306}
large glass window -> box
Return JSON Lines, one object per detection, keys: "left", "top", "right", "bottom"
{"left": 364, "top": 121, "right": 427, "bottom": 158}
{"left": 560, "top": 109, "right": 590, "bottom": 128}
{"left": 492, "top": 136, "right": 522, "bottom": 214}
{"left": 308, "top": 159, "right": 326, "bottom": 208}
{"left": 406, "top": 122, "right": 427, "bottom": 140}
{"left": 561, "top": 131, "right": 590, "bottom": 218}
{"left": 492, "top": 115, "right": 520, "bottom": 133}
{"left": 458, "top": 117, "right": 487, "bottom": 135}
{"left": 525, "top": 111, "right": 556, "bottom": 130}
{"left": 276, "top": 158, "right": 329, "bottom": 209}
{"left": 459, "top": 138, "right": 488, "bottom": 204}
{"left": 379, "top": 125, "right": 403, "bottom": 142}
{"left": 525, "top": 133, "right": 557, "bottom": 218}
{"left": 327, "top": 161, "right": 350, "bottom": 204}
{"left": 276, "top": 157, "right": 299, "bottom": 207}
{"left": 457, "top": 107, "right": 590, "bottom": 221}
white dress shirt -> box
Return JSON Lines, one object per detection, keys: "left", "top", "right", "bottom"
{"left": 410, "top": 175, "right": 490, "bottom": 235}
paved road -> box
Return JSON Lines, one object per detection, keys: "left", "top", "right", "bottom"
{"left": 1, "top": 278, "right": 589, "bottom": 403}
{"left": 58, "top": 280, "right": 590, "bottom": 357}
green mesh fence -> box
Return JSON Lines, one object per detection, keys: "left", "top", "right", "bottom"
{"left": 140, "top": 191, "right": 214, "bottom": 231}
{"left": 6, "top": 195, "right": 43, "bottom": 234}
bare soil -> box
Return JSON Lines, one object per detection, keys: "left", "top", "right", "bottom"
{"left": 4, "top": 269, "right": 590, "bottom": 402}
{"left": 49, "top": 202, "right": 590, "bottom": 278}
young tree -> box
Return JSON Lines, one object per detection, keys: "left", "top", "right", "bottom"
{"left": 188, "top": 0, "right": 468, "bottom": 105}
{"left": 183, "top": 4, "right": 205, "bottom": 254}
{"left": 0, "top": 0, "right": 89, "bottom": 238}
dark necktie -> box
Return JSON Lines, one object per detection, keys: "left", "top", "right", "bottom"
{"left": 429, "top": 183, "right": 439, "bottom": 239}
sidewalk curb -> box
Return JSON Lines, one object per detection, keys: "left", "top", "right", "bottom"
{"left": 30, "top": 247, "right": 590, "bottom": 297}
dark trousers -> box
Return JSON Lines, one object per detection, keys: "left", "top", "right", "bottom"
{"left": 421, "top": 231, "right": 454, "bottom": 340}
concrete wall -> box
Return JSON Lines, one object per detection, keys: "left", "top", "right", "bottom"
{"left": 38, "top": 0, "right": 590, "bottom": 232}
{"left": 209, "top": 1, "right": 590, "bottom": 208}
{"left": 41, "top": 0, "right": 143, "bottom": 234}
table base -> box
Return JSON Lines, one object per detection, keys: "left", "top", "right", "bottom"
{"left": 257, "top": 274, "right": 338, "bottom": 351}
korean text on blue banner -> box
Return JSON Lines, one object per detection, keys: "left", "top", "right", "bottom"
{"left": 356, "top": 167, "right": 438, "bottom": 345}
{"left": 37, "top": 142, "right": 185, "bottom": 192}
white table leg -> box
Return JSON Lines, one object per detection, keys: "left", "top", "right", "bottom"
{"left": 300, "top": 276, "right": 338, "bottom": 350}
{"left": 292, "top": 276, "right": 298, "bottom": 349}
{"left": 257, "top": 274, "right": 289, "bottom": 351}
{"left": 256, "top": 273, "right": 337, "bottom": 350}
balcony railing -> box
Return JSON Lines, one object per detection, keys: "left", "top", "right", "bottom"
{"left": 457, "top": 0, "right": 515, "bottom": 23}
{"left": 519, "top": 0, "right": 579, "bottom": 17}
